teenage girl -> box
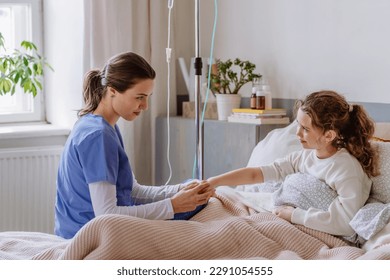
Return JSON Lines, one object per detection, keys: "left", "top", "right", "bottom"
{"left": 207, "top": 90, "right": 379, "bottom": 237}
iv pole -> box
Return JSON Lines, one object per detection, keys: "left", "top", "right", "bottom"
{"left": 194, "top": 0, "right": 204, "bottom": 180}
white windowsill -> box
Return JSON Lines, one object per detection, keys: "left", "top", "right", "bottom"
{"left": 0, "top": 122, "right": 70, "bottom": 140}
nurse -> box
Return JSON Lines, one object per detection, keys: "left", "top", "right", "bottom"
{"left": 55, "top": 52, "right": 214, "bottom": 239}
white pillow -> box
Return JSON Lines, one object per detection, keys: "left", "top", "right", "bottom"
{"left": 246, "top": 121, "right": 301, "bottom": 167}
{"left": 273, "top": 172, "right": 337, "bottom": 211}
{"left": 349, "top": 141, "right": 390, "bottom": 247}
{"left": 350, "top": 202, "right": 390, "bottom": 240}
{"left": 237, "top": 122, "right": 301, "bottom": 192}
{"left": 370, "top": 141, "right": 390, "bottom": 203}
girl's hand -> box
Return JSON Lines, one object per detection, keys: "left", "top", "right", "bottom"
{"left": 273, "top": 205, "right": 295, "bottom": 222}
{"left": 178, "top": 179, "right": 200, "bottom": 191}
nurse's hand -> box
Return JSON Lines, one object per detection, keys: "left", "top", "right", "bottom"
{"left": 171, "top": 181, "right": 214, "bottom": 213}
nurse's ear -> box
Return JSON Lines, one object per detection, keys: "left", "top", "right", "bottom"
{"left": 107, "top": 86, "right": 116, "bottom": 98}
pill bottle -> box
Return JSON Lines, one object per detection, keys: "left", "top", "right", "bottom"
{"left": 250, "top": 87, "right": 257, "bottom": 109}
{"left": 259, "top": 76, "right": 272, "bottom": 109}
{"left": 256, "top": 90, "right": 265, "bottom": 110}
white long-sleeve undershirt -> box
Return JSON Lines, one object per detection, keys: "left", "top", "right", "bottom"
{"left": 89, "top": 178, "right": 181, "bottom": 220}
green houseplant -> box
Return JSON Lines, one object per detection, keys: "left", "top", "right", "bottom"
{"left": 0, "top": 32, "right": 52, "bottom": 97}
{"left": 210, "top": 58, "right": 261, "bottom": 95}
{"left": 208, "top": 58, "right": 261, "bottom": 120}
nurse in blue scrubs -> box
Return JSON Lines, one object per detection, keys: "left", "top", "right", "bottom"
{"left": 54, "top": 52, "right": 213, "bottom": 239}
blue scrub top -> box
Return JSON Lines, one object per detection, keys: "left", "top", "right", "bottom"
{"left": 54, "top": 114, "right": 133, "bottom": 239}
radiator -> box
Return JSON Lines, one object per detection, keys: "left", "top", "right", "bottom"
{"left": 0, "top": 146, "right": 63, "bottom": 234}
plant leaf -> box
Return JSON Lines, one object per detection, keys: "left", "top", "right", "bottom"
{"left": 0, "top": 32, "right": 53, "bottom": 97}
{"left": 34, "top": 78, "right": 42, "bottom": 90}
{"left": 4, "top": 79, "right": 11, "bottom": 92}
{"left": 21, "top": 41, "right": 38, "bottom": 51}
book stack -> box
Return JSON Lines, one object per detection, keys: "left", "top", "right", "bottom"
{"left": 227, "top": 108, "right": 290, "bottom": 125}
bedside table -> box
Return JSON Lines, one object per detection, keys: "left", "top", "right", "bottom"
{"left": 154, "top": 116, "right": 288, "bottom": 185}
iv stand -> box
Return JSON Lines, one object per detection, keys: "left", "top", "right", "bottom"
{"left": 194, "top": 0, "right": 204, "bottom": 180}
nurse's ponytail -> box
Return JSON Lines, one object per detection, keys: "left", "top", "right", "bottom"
{"left": 78, "top": 69, "right": 104, "bottom": 117}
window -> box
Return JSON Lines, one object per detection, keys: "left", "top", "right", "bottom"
{"left": 0, "top": 0, "right": 43, "bottom": 123}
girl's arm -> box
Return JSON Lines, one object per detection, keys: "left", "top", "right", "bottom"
{"left": 207, "top": 150, "right": 301, "bottom": 189}
{"left": 290, "top": 175, "right": 370, "bottom": 237}
{"left": 207, "top": 167, "right": 264, "bottom": 189}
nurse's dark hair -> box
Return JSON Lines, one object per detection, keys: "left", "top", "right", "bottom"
{"left": 294, "top": 90, "right": 379, "bottom": 177}
{"left": 79, "top": 52, "right": 156, "bottom": 117}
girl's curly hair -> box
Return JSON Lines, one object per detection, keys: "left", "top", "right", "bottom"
{"left": 295, "top": 90, "right": 379, "bottom": 177}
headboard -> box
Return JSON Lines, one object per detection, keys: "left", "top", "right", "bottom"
{"left": 375, "top": 122, "right": 390, "bottom": 140}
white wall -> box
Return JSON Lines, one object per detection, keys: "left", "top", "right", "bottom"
{"left": 41, "top": 0, "right": 390, "bottom": 127}
{"left": 173, "top": 0, "right": 195, "bottom": 96}
{"left": 198, "top": 0, "right": 390, "bottom": 103}
{"left": 43, "top": 0, "right": 84, "bottom": 128}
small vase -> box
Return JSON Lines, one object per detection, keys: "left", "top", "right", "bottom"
{"left": 215, "top": 93, "right": 241, "bottom": 121}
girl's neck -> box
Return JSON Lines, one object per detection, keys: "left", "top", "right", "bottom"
{"left": 316, "top": 145, "right": 338, "bottom": 159}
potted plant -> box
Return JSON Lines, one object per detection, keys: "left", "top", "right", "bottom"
{"left": 0, "top": 32, "right": 52, "bottom": 97}
{"left": 209, "top": 58, "right": 261, "bottom": 120}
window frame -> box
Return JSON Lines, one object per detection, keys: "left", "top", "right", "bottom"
{"left": 0, "top": 0, "right": 44, "bottom": 124}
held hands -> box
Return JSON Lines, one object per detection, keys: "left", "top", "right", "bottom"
{"left": 171, "top": 181, "right": 215, "bottom": 214}
{"left": 272, "top": 205, "right": 295, "bottom": 222}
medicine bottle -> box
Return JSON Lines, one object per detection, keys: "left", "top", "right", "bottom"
{"left": 250, "top": 87, "right": 257, "bottom": 109}
{"left": 260, "top": 76, "right": 272, "bottom": 109}
{"left": 256, "top": 90, "right": 265, "bottom": 110}
{"left": 264, "top": 90, "right": 272, "bottom": 109}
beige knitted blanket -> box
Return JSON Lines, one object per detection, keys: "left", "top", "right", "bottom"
{"left": 1, "top": 194, "right": 390, "bottom": 260}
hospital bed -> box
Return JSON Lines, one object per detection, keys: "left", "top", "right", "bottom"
{"left": 0, "top": 122, "right": 389, "bottom": 260}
